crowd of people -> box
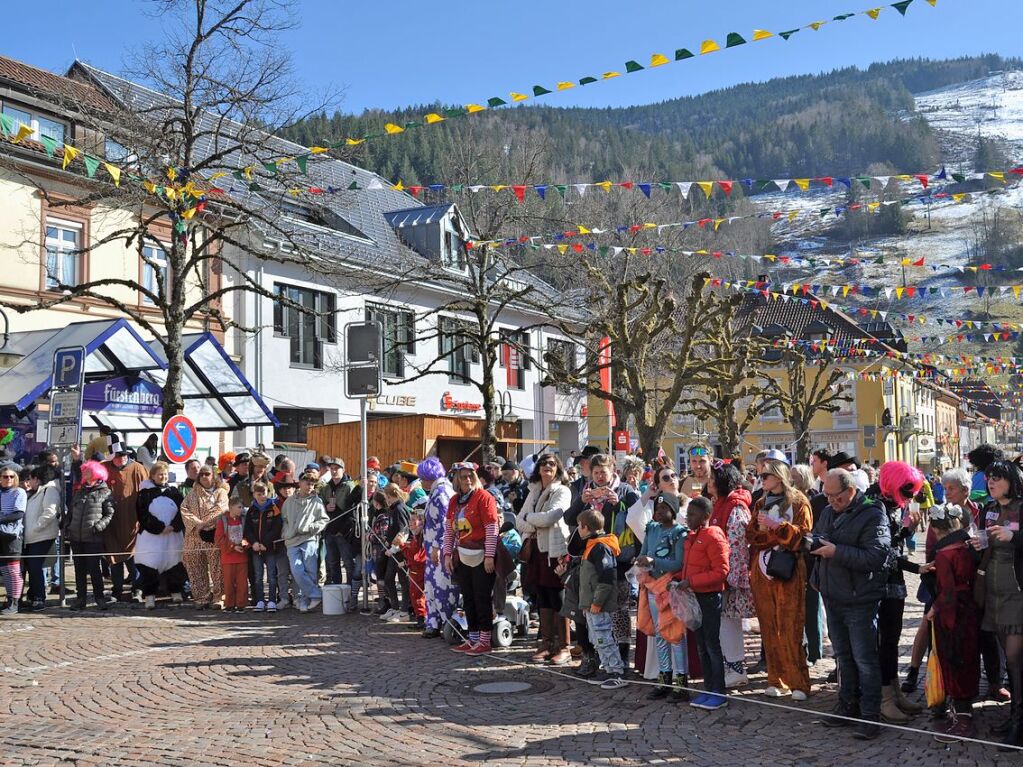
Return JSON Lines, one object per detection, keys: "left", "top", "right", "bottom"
{"left": 0, "top": 434, "right": 1021, "bottom": 748}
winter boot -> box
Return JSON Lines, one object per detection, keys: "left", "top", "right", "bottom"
{"left": 992, "top": 667, "right": 1018, "bottom": 737}
{"left": 573, "top": 650, "right": 599, "bottom": 679}
{"left": 894, "top": 675, "right": 923, "bottom": 714}
{"left": 671, "top": 674, "right": 691, "bottom": 702}
{"left": 548, "top": 617, "right": 573, "bottom": 666}
{"left": 647, "top": 672, "right": 672, "bottom": 700}
{"left": 1000, "top": 666, "right": 1023, "bottom": 750}
{"left": 531, "top": 608, "right": 553, "bottom": 663}
{"left": 900, "top": 665, "right": 920, "bottom": 693}
{"left": 881, "top": 685, "right": 910, "bottom": 724}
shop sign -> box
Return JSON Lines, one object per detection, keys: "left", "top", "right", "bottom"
{"left": 83, "top": 376, "right": 163, "bottom": 416}
{"left": 441, "top": 391, "right": 482, "bottom": 413}
{"left": 368, "top": 394, "right": 417, "bottom": 411}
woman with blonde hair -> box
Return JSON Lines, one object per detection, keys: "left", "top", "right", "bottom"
{"left": 180, "top": 464, "right": 228, "bottom": 609}
{"left": 747, "top": 459, "right": 813, "bottom": 699}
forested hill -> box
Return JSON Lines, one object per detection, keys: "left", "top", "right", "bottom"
{"left": 280, "top": 55, "right": 1021, "bottom": 184}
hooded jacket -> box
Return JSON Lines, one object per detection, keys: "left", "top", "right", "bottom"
{"left": 710, "top": 487, "right": 752, "bottom": 531}
{"left": 810, "top": 491, "right": 892, "bottom": 605}
{"left": 24, "top": 480, "right": 62, "bottom": 546}
{"left": 578, "top": 533, "right": 622, "bottom": 611}
{"left": 281, "top": 491, "right": 329, "bottom": 548}
{"left": 243, "top": 497, "right": 283, "bottom": 552}
{"left": 65, "top": 482, "right": 115, "bottom": 545}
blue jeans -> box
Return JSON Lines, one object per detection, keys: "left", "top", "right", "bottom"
{"left": 585, "top": 610, "right": 624, "bottom": 675}
{"left": 825, "top": 599, "right": 882, "bottom": 718}
{"left": 287, "top": 541, "right": 321, "bottom": 604}
{"left": 694, "top": 592, "right": 725, "bottom": 694}
{"left": 648, "top": 591, "right": 688, "bottom": 674}
{"left": 252, "top": 550, "right": 278, "bottom": 603}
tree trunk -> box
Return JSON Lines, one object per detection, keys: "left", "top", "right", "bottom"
{"left": 161, "top": 319, "right": 186, "bottom": 426}
{"left": 480, "top": 364, "right": 498, "bottom": 465}
{"left": 793, "top": 419, "right": 811, "bottom": 464}
{"left": 635, "top": 421, "right": 664, "bottom": 463}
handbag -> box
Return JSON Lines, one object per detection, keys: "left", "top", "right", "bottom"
{"left": 765, "top": 547, "right": 798, "bottom": 581}
{"left": 0, "top": 519, "right": 20, "bottom": 543}
{"left": 517, "top": 535, "right": 536, "bottom": 565}
{"left": 925, "top": 623, "right": 945, "bottom": 708}
{"left": 198, "top": 516, "right": 219, "bottom": 544}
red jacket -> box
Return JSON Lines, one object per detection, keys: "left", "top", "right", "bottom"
{"left": 400, "top": 532, "right": 427, "bottom": 581}
{"left": 445, "top": 489, "right": 500, "bottom": 550}
{"left": 215, "top": 513, "right": 250, "bottom": 565}
{"left": 681, "top": 525, "right": 730, "bottom": 593}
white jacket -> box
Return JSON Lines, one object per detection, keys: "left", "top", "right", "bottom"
{"left": 516, "top": 481, "right": 571, "bottom": 558}
{"left": 24, "top": 480, "right": 62, "bottom": 545}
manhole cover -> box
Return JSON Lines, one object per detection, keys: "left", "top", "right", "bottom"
{"left": 473, "top": 681, "right": 533, "bottom": 694}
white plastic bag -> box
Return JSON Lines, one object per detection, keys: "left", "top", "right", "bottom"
{"left": 668, "top": 583, "right": 702, "bottom": 631}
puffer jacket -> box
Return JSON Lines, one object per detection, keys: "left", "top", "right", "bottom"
{"left": 810, "top": 491, "right": 892, "bottom": 605}
{"left": 23, "top": 480, "right": 62, "bottom": 545}
{"left": 516, "top": 481, "right": 571, "bottom": 558}
{"left": 64, "top": 483, "right": 115, "bottom": 545}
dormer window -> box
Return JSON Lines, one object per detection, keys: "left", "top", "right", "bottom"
{"left": 804, "top": 319, "right": 833, "bottom": 342}
{"left": 2, "top": 102, "right": 66, "bottom": 144}
{"left": 444, "top": 229, "right": 466, "bottom": 270}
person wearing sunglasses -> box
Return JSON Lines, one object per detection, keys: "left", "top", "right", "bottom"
{"left": 180, "top": 465, "right": 229, "bottom": 609}
{"left": 0, "top": 467, "right": 27, "bottom": 616}
{"left": 681, "top": 446, "right": 712, "bottom": 499}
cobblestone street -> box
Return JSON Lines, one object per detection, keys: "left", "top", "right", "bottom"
{"left": 0, "top": 579, "right": 1018, "bottom": 767}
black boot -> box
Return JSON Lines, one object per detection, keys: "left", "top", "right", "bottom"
{"left": 999, "top": 666, "right": 1023, "bottom": 750}
{"left": 900, "top": 665, "right": 919, "bottom": 693}
{"left": 992, "top": 666, "right": 1018, "bottom": 737}
{"left": 671, "top": 674, "right": 691, "bottom": 702}
{"left": 573, "top": 651, "right": 598, "bottom": 679}
{"left": 647, "top": 672, "right": 672, "bottom": 700}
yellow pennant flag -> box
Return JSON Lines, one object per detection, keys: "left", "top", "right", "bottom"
{"left": 209, "top": 172, "right": 228, "bottom": 181}
{"left": 697, "top": 181, "right": 715, "bottom": 198}
{"left": 713, "top": 218, "right": 724, "bottom": 231}
{"left": 988, "top": 172, "right": 1006, "bottom": 183}
{"left": 180, "top": 207, "right": 196, "bottom": 220}
{"left": 164, "top": 186, "right": 178, "bottom": 201}
{"left": 900, "top": 258, "right": 911, "bottom": 266}
{"left": 557, "top": 244, "right": 568, "bottom": 255}
{"left": 642, "top": 223, "right": 657, "bottom": 229}
{"left": 842, "top": 286, "right": 851, "bottom": 297}
{"left": 752, "top": 29, "right": 773, "bottom": 41}
{"left": 61, "top": 144, "right": 79, "bottom": 169}
{"left": 556, "top": 82, "right": 575, "bottom": 91}
{"left": 700, "top": 40, "right": 720, "bottom": 54}
{"left": 596, "top": 181, "right": 613, "bottom": 192}
{"left": 650, "top": 53, "right": 669, "bottom": 67}
{"left": 602, "top": 72, "right": 621, "bottom": 79}
{"left": 491, "top": 185, "right": 507, "bottom": 192}
{"left": 952, "top": 193, "right": 966, "bottom": 202}
{"left": 926, "top": 0, "right": 937, "bottom": 5}
{"left": 143, "top": 180, "right": 156, "bottom": 194}
{"left": 1014, "top": 286, "right": 1021, "bottom": 299}
{"left": 103, "top": 163, "right": 121, "bottom": 186}
{"left": 895, "top": 287, "right": 904, "bottom": 299}
{"left": 808, "top": 21, "right": 826, "bottom": 30}
{"left": 868, "top": 202, "right": 880, "bottom": 212}
{"left": 242, "top": 166, "right": 254, "bottom": 180}
{"left": 793, "top": 178, "right": 810, "bottom": 191}
{"left": 310, "top": 146, "right": 330, "bottom": 154}
{"left": 465, "top": 104, "right": 487, "bottom": 113}
{"left": 787, "top": 210, "right": 798, "bottom": 221}
{"left": 577, "top": 225, "right": 591, "bottom": 234}
{"left": 424, "top": 114, "right": 445, "bottom": 124}
{"left": 384, "top": 123, "right": 405, "bottom": 134}
{"left": 821, "top": 300, "right": 829, "bottom": 311}
{"left": 510, "top": 93, "right": 528, "bottom": 102}
{"left": 345, "top": 138, "right": 365, "bottom": 146}
{"left": 166, "top": 167, "right": 178, "bottom": 181}
{"left": 11, "top": 123, "right": 33, "bottom": 143}
{"left": 627, "top": 248, "right": 637, "bottom": 255}
{"left": 866, "top": 8, "right": 882, "bottom": 19}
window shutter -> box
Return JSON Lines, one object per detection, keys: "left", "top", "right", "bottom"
{"left": 273, "top": 284, "right": 285, "bottom": 334}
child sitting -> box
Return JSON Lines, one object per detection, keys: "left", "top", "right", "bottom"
{"left": 576, "top": 508, "right": 627, "bottom": 690}
{"left": 216, "top": 498, "right": 250, "bottom": 612}
{"left": 244, "top": 481, "right": 283, "bottom": 612}
{"left": 926, "top": 503, "right": 980, "bottom": 742}
{"left": 398, "top": 509, "right": 428, "bottom": 630}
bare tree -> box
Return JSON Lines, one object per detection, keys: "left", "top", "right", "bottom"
{"left": 0, "top": 0, "right": 349, "bottom": 424}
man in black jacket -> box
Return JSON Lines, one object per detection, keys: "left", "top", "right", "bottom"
{"left": 811, "top": 468, "right": 892, "bottom": 740}
{"left": 319, "top": 458, "right": 359, "bottom": 600}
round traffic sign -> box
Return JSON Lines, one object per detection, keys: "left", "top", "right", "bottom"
{"left": 162, "top": 414, "right": 198, "bottom": 464}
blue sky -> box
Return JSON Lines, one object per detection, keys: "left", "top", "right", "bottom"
{"left": 4, "top": 0, "right": 1022, "bottom": 112}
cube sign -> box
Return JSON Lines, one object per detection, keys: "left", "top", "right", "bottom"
{"left": 345, "top": 321, "right": 382, "bottom": 399}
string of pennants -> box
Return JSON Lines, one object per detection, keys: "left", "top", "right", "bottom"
{"left": 707, "top": 278, "right": 1023, "bottom": 335}
{"left": 770, "top": 337, "right": 1023, "bottom": 371}
{"left": 384, "top": 167, "right": 1021, "bottom": 202}
{"left": 469, "top": 191, "right": 1000, "bottom": 250}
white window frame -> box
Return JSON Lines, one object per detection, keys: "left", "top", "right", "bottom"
{"left": 141, "top": 242, "right": 170, "bottom": 305}
{"left": 2, "top": 103, "right": 66, "bottom": 144}
{"left": 44, "top": 218, "right": 82, "bottom": 289}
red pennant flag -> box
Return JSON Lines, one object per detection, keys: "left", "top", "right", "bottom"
{"left": 913, "top": 258, "right": 925, "bottom": 266}
{"left": 512, "top": 185, "right": 526, "bottom": 203}
{"left": 850, "top": 203, "right": 862, "bottom": 211}
{"left": 772, "top": 212, "right": 783, "bottom": 220}
{"left": 409, "top": 186, "right": 423, "bottom": 197}
{"left": 518, "top": 235, "right": 529, "bottom": 243}
{"left": 564, "top": 230, "right": 577, "bottom": 237}
{"left": 718, "top": 181, "right": 733, "bottom": 197}
{"left": 979, "top": 263, "right": 992, "bottom": 270}
{"left": 309, "top": 187, "right": 324, "bottom": 194}
{"left": 620, "top": 181, "right": 634, "bottom": 190}
{"left": 572, "top": 243, "right": 584, "bottom": 253}
{"left": 641, "top": 247, "right": 652, "bottom": 256}
{"left": 630, "top": 225, "right": 642, "bottom": 234}
{"left": 713, "top": 251, "right": 723, "bottom": 259}
{"left": 818, "top": 177, "right": 833, "bottom": 187}
{"left": 698, "top": 218, "right": 712, "bottom": 228}
{"left": 906, "top": 287, "right": 916, "bottom": 298}
{"left": 914, "top": 175, "right": 929, "bottom": 189}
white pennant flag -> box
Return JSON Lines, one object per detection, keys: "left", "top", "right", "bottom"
{"left": 883, "top": 287, "right": 893, "bottom": 299}
{"left": 574, "top": 184, "right": 589, "bottom": 197}
{"left": 366, "top": 178, "right": 384, "bottom": 190}
{"left": 676, "top": 182, "right": 693, "bottom": 197}
{"left": 773, "top": 179, "right": 791, "bottom": 192}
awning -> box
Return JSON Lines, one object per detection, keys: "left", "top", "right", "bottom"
{"left": 0, "top": 319, "right": 276, "bottom": 431}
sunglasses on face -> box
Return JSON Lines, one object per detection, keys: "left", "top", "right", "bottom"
{"left": 759, "top": 473, "right": 775, "bottom": 481}
{"left": 0, "top": 474, "right": 15, "bottom": 480}
{"left": 539, "top": 461, "right": 557, "bottom": 468}
{"left": 660, "top": 472, "right": 677, "bottom": 480}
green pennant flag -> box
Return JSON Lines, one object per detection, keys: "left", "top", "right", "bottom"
{"left": 952, "top": 173, "right": 966, "bottom": 183}
{"left": 625, "top": 60, "right": 644, "bottom": 73}
{"left": 820, "top": 208, "right": 829, "bottom": 217}
{"left": 833, "top": 13, "right": 855, "bottom": 21}
{"left": 874, "top": 256, "right": 885, "bottom": 264}
{"left": 232, "top": 170, "right": 245, "bottom": 181}
{"left": 675, "top": 48, "right": 694, "bottom": 60}
{"left": 487, "top": 97, "right": 507, "bottom": 107}
{"left": 778, "top": 29, "right": 800, "bottom": 40}
{"left": 755, "top": 180, "right": 773, "bottom": 192}
{"left": 0, "top": 112, "right": 13, "bottom": 136}
{"left": 347, "top": 180, "right": 359, "bottom": 190}
{"left": 554, "top": 184, "right": 566, "bottom": 198}
{"left": 599, "top": 246, "right": 609, "bottom": 256}
{"left": 725, "top": 32, "right": 747, "bottom": 48}
{"left": 658, "top": 182, "right": 672, "bottom": 192}
{"left": 444, "top": 107, "right": 466, "bottom": 118}
{"left": 856, "top": 176, "right": 872, "bottom": 189}
{"left": 263, "top": 162, "right": 278, "bottom": 175}
{"left": 249, "top": 183, "right": 263, "bottom": 192}
{"left": 296, "top": 155, "right": 308, "bottom": 174}
{"left": 83, "top": 155, "right": 100, "bottom": 178}
{"left": 891, "top": 0, "right": 913, "bottom": 16}
{"left": 39, "top": 135, "right": 59, "bottom": 157}
{"left": 451, "top": 184, "right": 463, "bottom": 193}
{"left": 532, "top": 85, "right": 552, "bottom": 97}
{"left": 579, "top": 76, "right": 597, "bottom": 85}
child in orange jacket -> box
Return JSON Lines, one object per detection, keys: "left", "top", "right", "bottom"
{"left": 398, "top": 509, "right": 428, "bottom": 629}
{"left": 216, "top": 498, "right": 250, "bottom": 612}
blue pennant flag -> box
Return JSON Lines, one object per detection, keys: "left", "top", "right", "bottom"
{"left": 535, "top": 185, "right": 547, "bottom": 200}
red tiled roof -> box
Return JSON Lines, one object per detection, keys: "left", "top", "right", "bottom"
{"left": 0, "top": 55, "right": 115, "bottom": 111}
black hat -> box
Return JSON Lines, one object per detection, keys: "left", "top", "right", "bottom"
{"left": 233, "top": 452, "right": 251, "bottom": 466}
{"left": 502, "top": 460, "right": 519, "bottom": 471}
{"left": 827, "top": 451, "right": 859, "bottom": 470}
{"left": 654, "top": 493, "right": 680, "bottom": 515}
{"left": 580, "top": 445, "right": 601, "bottom": 460}
{"left": 323, "top": 456, "right": 343, "bottom": 468}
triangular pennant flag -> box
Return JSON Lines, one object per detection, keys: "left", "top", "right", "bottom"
{"left": 82, "top": 155, "right": 100, "bottom": 178}
{"left": 725, "top": 33, "right": 746, "bottom": 48}
{"left": 700, "top": 40, "right": 720, "bottom": 55}
{"left": 0, "top": 112, "right": 13, "bottom": 137}
{"left": 535, "top": 185, "right": 547, "bottom": 200}
{"left": 61, "top": 144, "right": 79, "bottom": 169}
{"left": 625, "top": 61, "right": 644, "bottom": 73}
{"left": 601, "top": 72, "right": 620, "bottom": 80}
{"left": 578, "top": 77, "right": 597, "bottom": 86}
{"left": 39, "top": 135, "right": 59, "bottom": 157}
{"left": 752, "top": 29, "right": 773, "bottom": 41}
{"left": 638, "top": 183, "right": 652, "bottom": 198}
{"left": 296, "top": 155, "right": 308, "bottom": 174}
{"left": 778, "top": 29, "right": 800, "bottom": 40}
{"left": 650, "top": 53, "right": 669, "bottom": 67}
{"left": 532, "top": 85, "right": 552, "bottom": 96}
{"left": 697, "top": 181, "right": 715, "bottom": 198}
{"left": 384, "top": 123, "right": 405, "bottom": 134}
{"left": 793, "top": 178, "right": 810, "bottom": 191}
{"left": 12, "top": 123, "right": 33, "bottom": 143}
{"left": 675, "top": 49, "right": 694, "bottom": 60}
{"left": 556, "top": 82, "right": 574, "bottom": 91}
{"left": 891, "top": 0, "right": 914, "bottom": 16}
{"left": 807, "top": 21, "right": 826, "bottom": 30}
{"left": 866, "top": 7, "right": 882, "bottom": 18}
{"left": 675, "top": 182, "right": 693, "bottom": 197}
{"left": 487, "top": 97, "right": 507, "bottom": 107}
{"left": 103, "top": 162, "right": 121, "bottom": 186}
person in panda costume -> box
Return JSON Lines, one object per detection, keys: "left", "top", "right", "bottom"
{"left": 135, "top": 461, "right": 187, "bottom": 609}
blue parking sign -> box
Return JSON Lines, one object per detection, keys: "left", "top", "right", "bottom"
{"left": 52, "top": 347, "right": 86, "bottom": 390}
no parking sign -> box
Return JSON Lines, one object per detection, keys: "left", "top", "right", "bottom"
{"left": 162, "top": 414, "right": 197, "bottom": 464}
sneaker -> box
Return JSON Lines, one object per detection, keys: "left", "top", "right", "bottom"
{"left": 690, "top": 693, "right": 710, "bottom": 708}
{"left": 379, "top": 609, "right": 398, "bottom": 621}
{"left": 465, "top": 643, "right": 492, "bottom": 656}
{"left": 451, "top": 641, "right": 475, "bottom": 653}
{"left": 724, "top": 669, "right": 748, "bottom": 688}
{"left": 31, "top": 600, "right": 45, "bottom": 612}
{"left": 692, "top": 693, "right": 728, "bottom": 710}
{"left": 599, "top": 673, "right": 627, "bottom": 690}
{"left": 144, "top": 595, "right": 156, "bottom": 610}
{"left": 764, "top": 686, "right": 790, "bottom": 698}
{"left": 853, "top": 720, "right": 882, "bottom": 740}
{"left": 254, "top": 601, "right": 266, "bottom": 612}
{"left": 307, "top": 598, "right": 321, "bottom": 612}
{"left": 298, "top": 601, "right": 312, "bottom": 613}
{"left": 385, "top": 612, "right": 406, "bottom": 623}
{"left": 171, "top": 592, "right": 183, "bottom": 604}
{"left": 935, "top": 714, "right": 976, "bottom": 743}
{"left": 823, "top": 701, "right": 861, "bottom": 728}
{"left": 791, "top": 690, "right": 809, "bottom": 702}
{"left": 267, "top": 601, "right": 278, "bottom": 613}
{"left": 0, "top": 603, "right": 18, "bottom": 617}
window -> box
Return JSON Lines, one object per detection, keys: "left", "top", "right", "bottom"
{"left": 443, "top": 229, "right": 466, "bottom": 270}
{"left": 366, "top": 303, "right": 415, "bottom": 378}
{"left": 272, "top": 283, "right": 337, "bottom": 369}
{"left": 438, "top": 316, "right": 479, "bottom": 383}
{"left": 545, "top": 338, "right": 577, "bottom": 392}
{"left": 105, "top": 139, "right": 130, "bottom": 163}
{"left": 141, "top": 243, "right": 168, "bottom": 305}
{"left": 273, "top": 407, "right": 324, "bottom": 444}
{"left": 44, "top": 219, "right": 81, "bottom": 289}
{"left": 280, "top": 200, "right": 368, "bottom": 240}
{"left": 499, "top": 330, "right": 530, "bottom": 390}
{"left": 2, "top": 103, "right": 65, "bottom": 144}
